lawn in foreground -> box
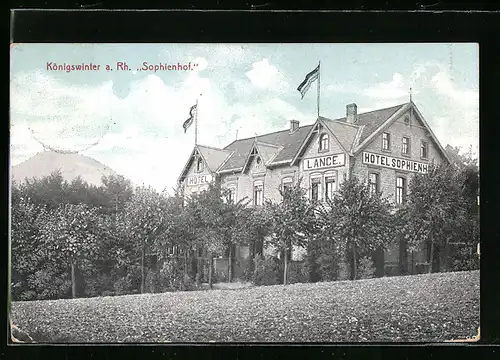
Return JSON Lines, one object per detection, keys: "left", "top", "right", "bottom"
{"left": 11, "top": 270, "right": 479, "bottom": 343}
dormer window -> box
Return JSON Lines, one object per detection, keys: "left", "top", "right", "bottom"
{"left": 319, "top": 133, "right": 329, "bottom": 152}
{"left": 196, "top": 157, "right": 204, "bottom": 172}
{"left": 256, "top": 156, "right": 262, "bottom": 165}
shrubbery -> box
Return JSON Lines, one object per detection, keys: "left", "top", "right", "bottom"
{"left": 286, "top": 261, "right": 308, "bottom": 284}
{"left": 357, "top": 256, "right": 376, "bottom": 279}
{"left": 252, "top": 255, "right": 280, "bottom": 286}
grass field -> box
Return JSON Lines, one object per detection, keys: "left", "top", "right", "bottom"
{"left": 11, "top": 270, "right": 479, "bottom": 343}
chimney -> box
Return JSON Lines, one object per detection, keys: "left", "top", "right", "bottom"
{"left": 346, "top": 103, "right": 358, "bottom": 124}
{"left": 290, "top": 120, "right": 299, "bottom": 133}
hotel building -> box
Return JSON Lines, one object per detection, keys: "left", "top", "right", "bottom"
{"left": 178, "top": 101, "right": 451, "bottom": 278}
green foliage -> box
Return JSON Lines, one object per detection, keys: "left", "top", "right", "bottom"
{"left": 316, "top": 175, "right": 395, "bottom": 280}
{"left": 316, "top": 254, "right": 337, "bottom": 281}
{"left": 286, "top": 261, "right": 309, "bottom": 284}
{"left": 252, "top": 255, "right": 280, "bottom": 286}
{"left": 357, "top": 257, "right": 376, "bottom": 279}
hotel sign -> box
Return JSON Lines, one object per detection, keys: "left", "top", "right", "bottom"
{"left": 186, "top": 174, "right": 213, "bottom": 186}
{"left": 362, "top": 151, "right": 429, "bottom": 174}
{"left": 303, "top": 153, "right": 346, "bottom": 171}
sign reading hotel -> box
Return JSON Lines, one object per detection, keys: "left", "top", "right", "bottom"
{"left": 186, "top": 174, "right": 213, "bottom": 186}
{"left": 362, "top": 151, "right": 429, "bottom": 174}
{"left": 303, "top": 153, "right": 346, "bottom": 171}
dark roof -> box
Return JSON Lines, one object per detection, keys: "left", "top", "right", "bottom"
{"left": 197, "top": 145, "right": 232, "bottom": 173}
{"left": 201, "top": 103, "right": 409, "bottom": 174}
{"left": 220, "top": 125, "right": 313, "bottom": 171}
{"left": 355, "top": 103, "right": 406, "bottom": 143}
{"left": 319, "top": 117, "right": 362, "bottom": 153}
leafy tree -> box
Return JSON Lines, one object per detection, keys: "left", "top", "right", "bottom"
{"left": 317, "top": 175, "right": 395, "bottom": 280}
{"left": 100, "top": 174, "right": 134, "bottom": 215}
{"left": 397, "top": 163, "right": 463, "bottom": 273}
{"left": 123, "top": 185, "right": 170, "bottom": 293}
{"left": 36, "top": 203, "right": 100, "bottom": 298}
{"left": 265, "top": 180, "right": 317, "bottom": 285}
{"left": 18, "top": 170, "right": 68, "bottom": 209}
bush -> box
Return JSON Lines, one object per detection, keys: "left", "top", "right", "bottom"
{"left": 337, "top": 261, "right": 350, "bottom": 281}
{"left": 252, "top": 255, "right": 280, "bottom": 286}
{"left": 286, "top": 261, "right": 308, "bottom": 284}
{"left": 357, "top": 256, "right": 375, "bottom": 279}
{"left": 316, "top": 254, "right": 336, "bottom": 282}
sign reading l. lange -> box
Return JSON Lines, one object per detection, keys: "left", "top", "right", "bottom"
{"left": 303, "top": 153, "right": 345, "bottom": 171}
{"left": 187, "top": 174, "right": 213, "bottom": 186}
{"left": 362, "top": 151, "right": 429, "bottom": 174}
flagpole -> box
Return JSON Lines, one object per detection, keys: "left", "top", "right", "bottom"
{"left": 195, "top": 98, "right": 198, "bottom": 146}
{"left": 317, "top": 61, "right": 321, "bottom": 119}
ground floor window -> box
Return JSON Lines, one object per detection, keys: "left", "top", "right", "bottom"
{"left": 369, "top": 172, "right": 380, "bottom": 195}
{"left": 324, "top": 174, "right": 336, "bottom": 201}
{"left": 396, "top": 176, "right": 407, "bottom": 204}
{"left": 311, "top": 176, "right": 321, "bottom": 201}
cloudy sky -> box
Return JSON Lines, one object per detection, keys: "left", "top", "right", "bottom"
{"left": 10, "top": 43, "right": 478, "bottom": 192}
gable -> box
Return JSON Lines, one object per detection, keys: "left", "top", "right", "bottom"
{"left": 358, "top": 106, "right": 450, "bottom": 165}
{"left": 292, "top": 121, "right": 348, "bottom": 166}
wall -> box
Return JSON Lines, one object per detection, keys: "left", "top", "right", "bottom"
{"left": 350, "top": 108, "right": 448, "bottom": 275}
{"left": 297, "top": 127, "right": 350, "bottom": 198}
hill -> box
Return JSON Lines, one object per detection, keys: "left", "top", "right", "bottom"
{"left": 10, "top": 151, "right": 118, "bottom": 187}
{"left": 11, "top": 271, "right": 480, "bottom": 343}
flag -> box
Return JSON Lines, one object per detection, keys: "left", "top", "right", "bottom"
{"left": 297, "top": 64, "right": 320, "bottom": 99}
{"left": 182, "top": 104, "right": 197, "bottom": 133}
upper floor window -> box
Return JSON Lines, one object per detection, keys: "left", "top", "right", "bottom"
{"left": 396, "top": 176, "right": 407, "bottom": 205}
{"left": 311, "top": 176, "right": 322, "bottom": 201}
{"left": 369, "top": 172, "right": 380, "bottom": 195}
{"left": 420, "top": 140, "right": 429, "bottom": 159}
{"left": 196, "top": 157, "right": 204, "bottom": 172}
{"left": 402, "top": 137, "right": 410, "bottom": 155}
{"left": 319, "top": 133, "right": 329, "bottom": 151}
{"left": 324, "top": 174, "right": 337, "bottom": 201}
{"left": 253, "top": 181, "right": 263, "bottom": 206}
{"left": 382, "top": 132, "right": 391, "bottom": 151}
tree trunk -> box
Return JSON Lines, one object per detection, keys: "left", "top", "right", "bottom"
{"left": 228, "top": 245, "right": 233, "bottom": 283}
{"left": 352, "top": 243, "right": 357, "bottom": 280}
{"left": 184, "top": 250, "right": 188, "bottom": 276}
{"left": 140, "top": 245, "right": 145, "bottom": 293}
{"left": 428, "top": 236, "right": 434, "bottom": 274}
{"left": 283, "top": 247, "right": 288, "bottom": 286}
{"left": 71, "top": 262, "right": 77, "bottom": 298}
{"left": 208, "top": 254, "right": 213, "bottom": 289}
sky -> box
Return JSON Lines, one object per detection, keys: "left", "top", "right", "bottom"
{"left": 10, "top": 43, "right": 479, "bottom": 192}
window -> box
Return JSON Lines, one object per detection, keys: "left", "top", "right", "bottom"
{"left": 256, "top": 156, "right": 261, "bottom": 165}
{"left": 324, "top": 175, "right": 336, "bottom": 201}
{"left": 382, "top": 132, "right": 391, "bottom": 151}
{"left": 196, "top": 157, "right": 204, "bottom": 172}
{"left": 282, "top": 177, "right": 293, "bottom": 193}
{"left": 311, "top": 176, "right": 322, "bottom": 201}
{"left": 319, "top": 133, "right": 329, "bottom": 151}
{"left": 420, "top": 140, "right": 429, "bottom": 159}
{"left": 402, "top": 137, "right": 410, "bottom": 155}
{"left": 253, "top": 181, "right": 263, "bottom": 206}
{"left": 396, "top": 177, "right": 407, "bottom": 205}
{"left": 369, "top": 172, "right": 380, "bottom": 195}
{"left": 226, "top": 187, "right": 236, "bottom": 203}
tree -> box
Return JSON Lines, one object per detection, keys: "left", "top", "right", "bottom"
{"left": 37, "top": 203, "right": 100, "bottom": 298}
{"left": 100, "top": 174, "right": 134, "bottom": 215}
{"left": 123, "top": 186, "right": 170, "bottom": 294}
{"left": 186, "top": 183, "right": 249, "bottom": 287}
{"left": 397, "top": 163, "right": 463, "bottom": 273}
{"left": 318, "top": 175, "right": 395, "bottom": 280}
{"left": 265, "top": 180, "right": 317, "bottom": 285}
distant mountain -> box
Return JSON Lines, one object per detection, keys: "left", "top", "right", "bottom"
{"left": 11, "top": 151, "right": 118, "bottom": 187}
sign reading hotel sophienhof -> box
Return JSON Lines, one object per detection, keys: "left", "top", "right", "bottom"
{"left": 303, "top": 153, "right": 346, "bottom": 171}
{"left": 362, "top": 151, "right": 429, "bottom": 174}
{"left": 186, "top": 174, "right": 213, "bottom": 186}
